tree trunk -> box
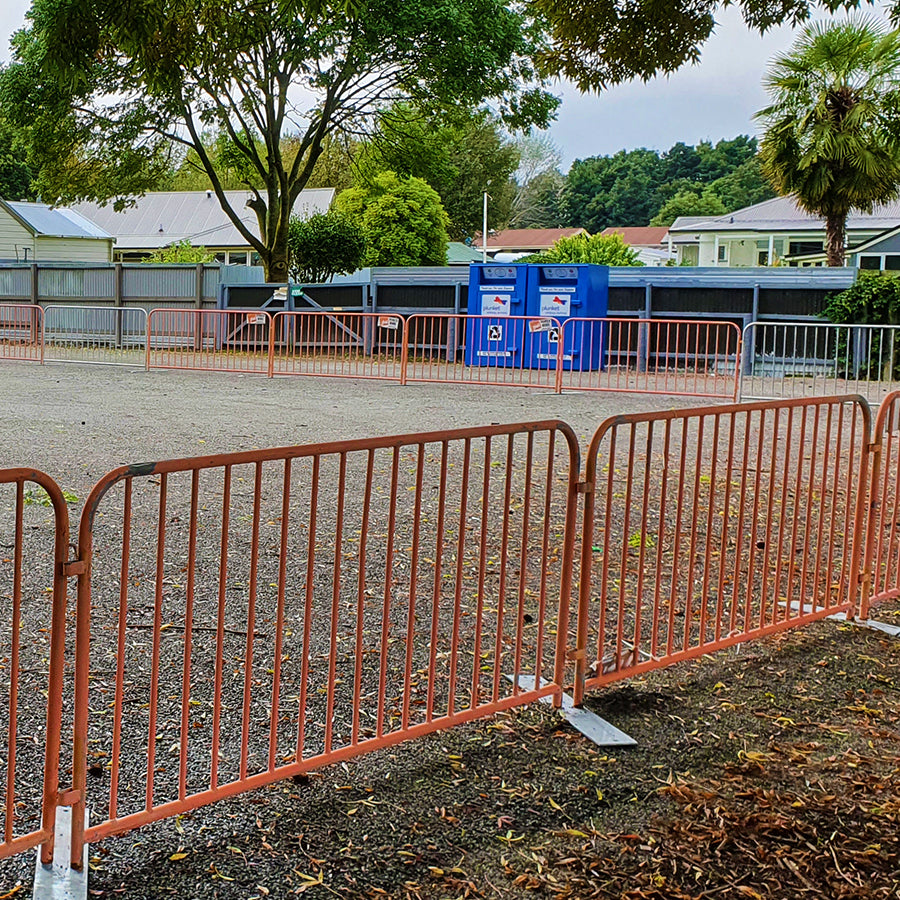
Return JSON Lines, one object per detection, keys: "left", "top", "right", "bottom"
{"left": 825, "top": 214, "right": 846, "bottom": 267}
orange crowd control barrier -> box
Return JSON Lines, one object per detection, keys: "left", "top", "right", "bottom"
{"left": 403, "top": 314, "right": 562, "bottom": 390}
{"left": 862, "top": 390, "right": 900, "bottom": 619}
{"left": 146, "top": 308, "right": 273, "bottom": 374}
{"left": 270, "top": 311, "right": 405, "bottom": 381}
{"left": 0, "top": 470, "right": 68, "bottom": 865}
{"left": 572, "top": 395, "right": 870, "bottom": 704}
{"left": 68, "top": 422, "right": 580, "bottom": 859}
{"left": 559, "top": 317, "right": 742, "bottom": 399}
{"left": 4, "top": 393, "right": 900, "bottom": 879}
{"left": 0, "top": 304, "right": 43, "bottom": 364}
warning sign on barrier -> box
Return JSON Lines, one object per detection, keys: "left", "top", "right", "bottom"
{"left": 487, "top": 324, "right": 503, "bottom": 341}
{"left": 378, "top": 315, "right": 400, "bottom": 330}
{"left": 529, "top": 318, "right": 553, "bottom": 333}
{"left": 247, "top": 313, "right": 267, "bottom": 325}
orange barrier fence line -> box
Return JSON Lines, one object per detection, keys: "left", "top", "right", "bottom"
{"left": 0, "top": 468, "right": 68, "bottom": 866}
{"left": 270, "top": 311, "right": 406, "bottom": 382}
{"left": 573, "top": 394, "right": 870, "bottom": 705}
{"left": 8, "top": 393, "right": 900, "bottom": 870}
{"left": 146, "top": 309, "right": 273, "bottom": 375}
{"left": 69, "top": 421, "right": 580, "bottom": 863}
{"left": 0, "top": 304, "right": 44, "bottom": 364}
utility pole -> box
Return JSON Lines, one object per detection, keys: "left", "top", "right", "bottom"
{"left": 482, "top": 192, "right": 489, "bottom": 263}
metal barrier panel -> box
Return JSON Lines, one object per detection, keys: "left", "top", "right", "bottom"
{"left": 862, "top": 391, "right": 900, "bottom": 618}
{"left": 270, "top": 311, "right": 404, "bottom": 382}
{"left": 43, "top": 306, "right": 148, "bottom": 366}
{"left": 0, "top": 304, "right": 43, "bottom": 364}
{"left": 0, "top": 470, "right": 68, "bottom": 864}
{"left": 741, "top": 322, "right": 900, "bottom": 402}
{"left": 70, "top": 422, "right": 580, "bottom": 853}
{"left": 146, "top": 309, "right": 272, "bottom": 374}
{"left": 574, "top": 396, "right": 870, "bottom": 704}
{"left": 559, "top": 318, "right": 742, "bottom": 400}
{"left": 403, "top": 315, "right": 561, "bottom": 390}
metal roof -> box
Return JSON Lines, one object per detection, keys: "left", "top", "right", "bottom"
{"left": 669, "top": 195, "right": 900, "bottom": 233}
{"left": 72, "top": 189, "right": 335, "bottom": 250}
{"left": 4, "top": 201, "right": 113, "bottom": 239}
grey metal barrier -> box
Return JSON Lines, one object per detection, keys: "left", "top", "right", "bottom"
{"left": 741, "top": 321, "right": 900, "bottom": 402}
{"left": 42, "top": 305, "right": 148, "bottom": 366}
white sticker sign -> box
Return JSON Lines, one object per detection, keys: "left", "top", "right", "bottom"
{"left": 487, "top": 324, "right": 504, "bottom": 341}
{"left": 539, "top": 289, "right": 571, "bottom": 317}
{"left": 481, "top": 293, "right": 512, "bottom": 316}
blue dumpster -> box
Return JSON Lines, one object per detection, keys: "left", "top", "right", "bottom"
{"left": 464, "top": 264, "right": 528, "bottom": 367}
{"left": 525, "top": 265, "right": 608, "bottom": 370}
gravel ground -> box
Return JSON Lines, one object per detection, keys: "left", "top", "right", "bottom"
{"left": 3, "top": 363, "right": 897, "bottom": 900}
{"left": 0, "top": 362, "right": 710, "bottom": 492}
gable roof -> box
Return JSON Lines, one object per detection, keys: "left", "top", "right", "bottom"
{"left": 1, "top": 199, "right": 113, "bottom": 240}
{"left": 72, "top": 189, "right": 334, "bottom": 250}
{"left": 600, "top": 226, "right": 669, "bottom": 247}
{"left": 478, "top": 227, "right": 588, "bottom": 251}
{"left": 668, "top": 195, "right": 900, "bottom": 234}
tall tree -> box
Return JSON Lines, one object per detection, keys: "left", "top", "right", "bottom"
{"left": 0, "top": 0, "right": 555, "bottom": 281}
{"left": 360, "top": 106, "right": 519, "bottom": 240}
{"left": 335, "top": 172, "right": 449, "bottom": 266}
{"left": 509, "top": 130, "right": 565, "bottom": 228}
{"left": 0, "top": 117, "right": 36, "bottom": 200}
{"left": 528, "top": 0, "right": 894, "bottom": 89}
{"left": 757, "top": 17, "right": 900, "bottom": 266}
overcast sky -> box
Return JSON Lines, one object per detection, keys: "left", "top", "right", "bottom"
{"left": 0, "top": 2, "right": 882, "bottom": 168}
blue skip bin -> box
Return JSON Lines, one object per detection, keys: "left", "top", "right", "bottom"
{"left": 465, "top": 264, "right": 528, "bottom": 367}
{"left": 525, "top": 265, "right": 609, "bottom": 371}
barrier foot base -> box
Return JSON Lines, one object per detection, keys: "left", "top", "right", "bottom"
{"left": 32, "top": 807, "right": 89, "bottom": 900}
{"left": 827, "top": 611, "right": 900, "bottom": 638}
{"left": 506, "top": 675, "right": 637, "bottom": 747}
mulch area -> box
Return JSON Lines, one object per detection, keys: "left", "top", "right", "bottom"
{"left": 62, "top": 601, "right": 898, "bottom": 899}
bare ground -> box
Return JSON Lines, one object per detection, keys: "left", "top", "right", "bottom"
{"left": 1, "top": 363, "right": 898, "bottom": 899}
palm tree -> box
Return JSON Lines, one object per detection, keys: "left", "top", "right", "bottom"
{"left": 756, "top": 17, "right": 900, "bottom": 266}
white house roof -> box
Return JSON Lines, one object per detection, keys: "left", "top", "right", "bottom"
{"left": 72, "top": 189, "right": 335, "bottom": 250}
{"left": 668, "top": 195, "right": 900, "bottom": 234}
{"left": 2, "top": 200, "right": 113, "bottom": 240}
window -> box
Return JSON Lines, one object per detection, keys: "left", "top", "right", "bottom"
{"left": 859, "top": 255, "right": 882, "bottom": 270}
{"left": 789, "top": 240, "right": 824, "bottom": 256}
{"left": 886, "top": 256, "right": 900, "bottom": 271}
{"left": 717, "top": 244, "right": 727, "bottom": 262}
{"left": 757, "top": 250, "right": 769, "bottom": 266}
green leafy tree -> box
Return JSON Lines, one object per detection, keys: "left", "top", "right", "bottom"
{"left": 650, "top": 190, "right": 726, "bottom": 227}
{"left": 706, "top": 157, "right": 775, "bottom": 211}
{"left": 287, "top": 211, "right": 366, "bottom": 282}
{"left": 359, "top": 106, "right": 519, "bottom": 240}
{"left": 0, "top": 117, "right": 36, "bottom": 200}
{"left": 524, "top": 232, "right": 643, "bottom": 266}
{"left": 529, "top": 0, "right": 893, "bottom": 89}
{"left": 335, "top": 172, "right": 449, "bottom": 267}
{"left": 757, "top": 17, "right": 900, "bottom": 266}
{"left": 824, "top": 272, "right": 900, "bottom": 378}
{"left": 0, "top": 0, "right": 555, "bottom": 282}
{"left": 563, "top": 149, "right": 663, "bottom": 232}
{"left": 146, "top": 241, "right": 214, "bottom": 263}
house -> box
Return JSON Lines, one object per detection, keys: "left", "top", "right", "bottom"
{"left": 474, "top": 227, "right": 588, "bottom": 261}
{"left": 73, "top": 189, "right": 335, "bottom": 265}
{"left": 599, "top": 226, "right": 673, "bottom": 266}
{"left": 0, "top": 198, "right": 115, "bottom": 263}
{"left": 446, "top": 241, "right": 486, "bottom": 265}
{"left": 666, "top": 195, "right": 900, "bottom": 266}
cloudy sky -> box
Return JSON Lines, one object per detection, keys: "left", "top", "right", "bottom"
{"left": 0, "top": 1, "right": 880, "bottom": 167}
